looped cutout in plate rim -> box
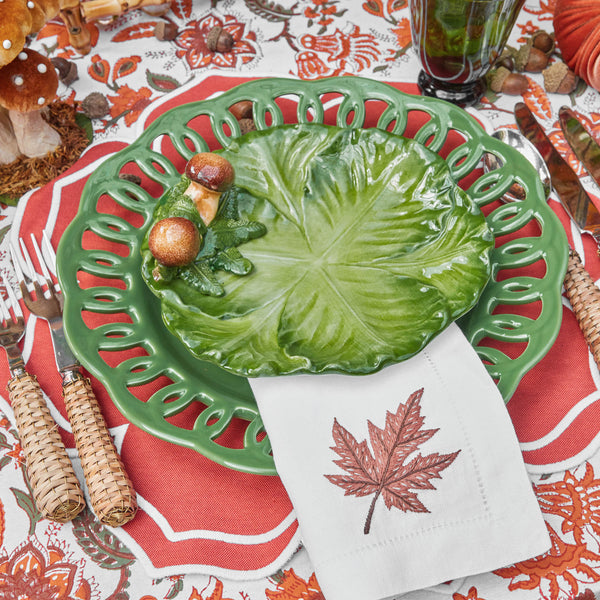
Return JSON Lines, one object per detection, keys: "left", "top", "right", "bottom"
{"left": 57, "top": 76, "right": 568, "bottom": 475}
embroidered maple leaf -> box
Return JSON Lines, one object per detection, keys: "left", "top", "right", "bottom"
{"left": 324, "top": 388, "right": 460, "bottom": 534}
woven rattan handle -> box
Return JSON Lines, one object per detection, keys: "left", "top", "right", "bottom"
{"left": 563, "top": 249, "right": 600, "bottom": 369}
{"left": 8, "top": 373, "right": 85, "bottom": 522}
{"left": 63, "top": 374, "right": 137, "bottom": 526}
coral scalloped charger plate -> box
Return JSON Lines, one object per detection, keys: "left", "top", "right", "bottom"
{"left": 57, "top": 76, "right": 568, "bottom": 476}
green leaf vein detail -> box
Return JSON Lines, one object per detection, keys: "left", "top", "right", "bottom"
{"left": 142, "top": 124, "right": 493, "bottom": 377}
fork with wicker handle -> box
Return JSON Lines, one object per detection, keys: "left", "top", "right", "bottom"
{"left": 0, "top": 274, "right": 85, "bottom": 522}
{"left": 11, "top": 235, "right": 137, "bottom": 527}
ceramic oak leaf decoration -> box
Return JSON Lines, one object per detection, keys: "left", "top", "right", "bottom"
{"left": 324, "top": 388, "right": 460, "bottom": 534}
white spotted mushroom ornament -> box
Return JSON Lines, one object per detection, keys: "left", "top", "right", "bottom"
{"left": 0, "top": 48, "right": 61, "bottom": 159}
{"left": 0, "top": 0, "right": 61, "bottom": 67}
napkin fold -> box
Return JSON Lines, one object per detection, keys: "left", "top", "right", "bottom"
{"left": 250, "top": 323, "right": 550, "bottom": 600}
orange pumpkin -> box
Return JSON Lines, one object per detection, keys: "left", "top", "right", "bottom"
{"left": 554, "top": 0, "right": 600, "bottom": 90}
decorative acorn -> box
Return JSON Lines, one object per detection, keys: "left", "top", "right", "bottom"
{"left": 489, "top": 66, "right": 529, "bottom": 95}
{"left": 554, "top": 0, "right": 600, "bottom": 91}
{"left": 543, "top": 61, "right": 579, "bottom": 94}
{"left": 531, "top": 30, "right": 555, "bottom": 55}
{"left": 496, "top": 48, "right": 516, "bottom": 71}
{"left": 515, "top": 42, "right": 549, "bottom": 73}
{"left": 154, "top": 21, "right": 178, "bottom": 41}
{"left": 206, "top": 26, "right": 234, "bottom": 53}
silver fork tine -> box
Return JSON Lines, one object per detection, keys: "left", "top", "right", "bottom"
{"left": 1, "top": 276, "right": 23, "bottom": 321}
{"left": 42, "top": 231, "right": 58, "bottom": 279}
{"left": 0, "top": 298, "right": 9, "bottom": 323}
{"left": 17, "top": 239, "right": 45, "bottom": 292}
{"left": 30, "top": 234, "right": 54, "bottom": 290}
{"left": 20, "top": 235, "right": 63, "bottom": 309}
{"left": 10, "top": 244, "right": 30, "bottom": 296}
{"left": 0, "top": 277, "right": 14, "bottom": 322}
{"left": 12, "top": 240, "right": 54, "bottom": 303}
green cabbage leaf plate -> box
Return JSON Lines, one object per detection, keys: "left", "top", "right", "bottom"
{"left": 141, "top": 123, "right": 494, "bottom": 377}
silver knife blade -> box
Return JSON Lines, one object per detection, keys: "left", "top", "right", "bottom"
{"left": 559, "top": 106, "right": 600, "bottom": 190}
{"left": 515, "top": 102, "right": 600, "bottom": 243}
{"left": 47, "top": 316, "right": 80, "bottom": 373}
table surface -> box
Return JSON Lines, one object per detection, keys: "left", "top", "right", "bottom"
{"left": 3, "top": 2, "right": 600, "bottom": 600}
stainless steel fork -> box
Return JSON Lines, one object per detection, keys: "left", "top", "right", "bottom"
{"left": 0, "top": 273, "right": 84, "bottom": 522}
{"left": 11, "top": 233, "right": 137, "bottom": 527}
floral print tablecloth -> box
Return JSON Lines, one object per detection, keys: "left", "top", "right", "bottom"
{"left": 3, "top": 1, "right": 600, "bottom": 599}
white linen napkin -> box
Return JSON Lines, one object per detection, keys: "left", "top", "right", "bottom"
{"left": 250, "top": 323, "right": 550, "bottom": 600}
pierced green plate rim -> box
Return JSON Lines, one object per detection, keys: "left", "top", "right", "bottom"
{"left": 57, "top": 76, "right": 569, "bottom": 475}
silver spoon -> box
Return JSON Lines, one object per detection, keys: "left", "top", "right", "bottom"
{"left": 485, "top": 128, "right": 552, "bottom": 202}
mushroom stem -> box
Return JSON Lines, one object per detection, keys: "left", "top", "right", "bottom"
{"left": 184, "top": 181, "right": 222, "bottom": 225}
{"left": 0, "top": 107, "right": 20, "bottom": 165}
{"left": 8, "top": 107, "right": 61, "bottom": 158}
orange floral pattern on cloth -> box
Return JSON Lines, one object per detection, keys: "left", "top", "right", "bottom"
{"left": 493, "top": 464, "right": 600, "bottom": 600}
{"left": 5, "top": 0, "right": 600, "bottom": 598}
{"left": 362, "top": 0, "right": 407, "bottom": 23}
{"left": 0, "top": 539, "right": 92, "bottom": 600}
{"left": 175, "top": 14, "right": 258, "bottom": 71}
{"left": 389, "top": 18, "right": 412, "bottom": 50}
{"left": 186, "top": 576, "right": 236, "bottom": 600}
{"left": 265, "top": 569, "right": 325, "bottom": 600}
{"left": 452, "top": 587, "right": 487, "bottom": 600}
{"left": 303, "top": 0, "right": 347, "bottom": 32}
{"left": 0, "top": 500, "right": 4, "bottom": 549}
{"left": 107, "top": 84, "right": 153, "bottom": 127}
{"left": 535, "top": 464, "right": 600, "bottom": 545}
{"left": 294, "top": 25, "right": 380, "bottom": 79}
{"left": 85, "top": 52, "right": 154, "bottom": 129}
{"left": 6, "top": 442, "right": 23, "bottom": 469}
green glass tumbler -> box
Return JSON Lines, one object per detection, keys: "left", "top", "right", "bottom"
{"left": 409, "top": 0, "right": 525, "bottom": 106}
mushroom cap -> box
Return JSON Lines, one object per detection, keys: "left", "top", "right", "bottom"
{"left": 38, "top": 0, "right": 60, "bottom": 19}
{"left": 0, "top": 49, "right": 58, "bottom": 112}
{"left": 0, "top": 0, "right": 33, "bottom": 67}
{"left": 28, "top": 0, "right": 50, "bottom": 33}
{"left": 149, "top": 217, "right": 201, "bottom": 267}
{"left": 185, "top": 152, "right": 235, "bottom": 192}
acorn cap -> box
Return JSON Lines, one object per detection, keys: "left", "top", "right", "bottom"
{"left": 185, "top": 152, "right": 235, "bottom": 192}
{"left": 0, "top": 49, "right": 58, "bottom": 112}
{"left": 0, "top": 0, "right": 33, "bottom": 67}
{"left": 489, "top": 66, "right": 510, "bottom": 92}
{"left": 515, "top": 42, "right": 549, "bottom": 72}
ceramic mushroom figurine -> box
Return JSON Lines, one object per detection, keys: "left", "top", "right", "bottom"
{"left": 0, "top": 48, "right": 61, "bottom": 159}
{"left": 184, "top": 153, "right": 235, "bottom": 225}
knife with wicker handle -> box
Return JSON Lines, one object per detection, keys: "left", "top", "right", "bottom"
{"left": 515, "top": 102, "right": 600, "bottom": 369}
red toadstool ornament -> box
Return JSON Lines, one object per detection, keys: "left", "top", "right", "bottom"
{"left": 0, "top": 0, "right": 61, "bottom": 67}
{"left": 553, "top": 0, "right": 600, "bottom": 91}
{"left": 0, "top": 48, "right": 61, "bottom": 159}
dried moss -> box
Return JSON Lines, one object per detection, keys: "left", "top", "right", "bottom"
{"left": 0, "top": 101, "right": 91, "bottom": 205}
